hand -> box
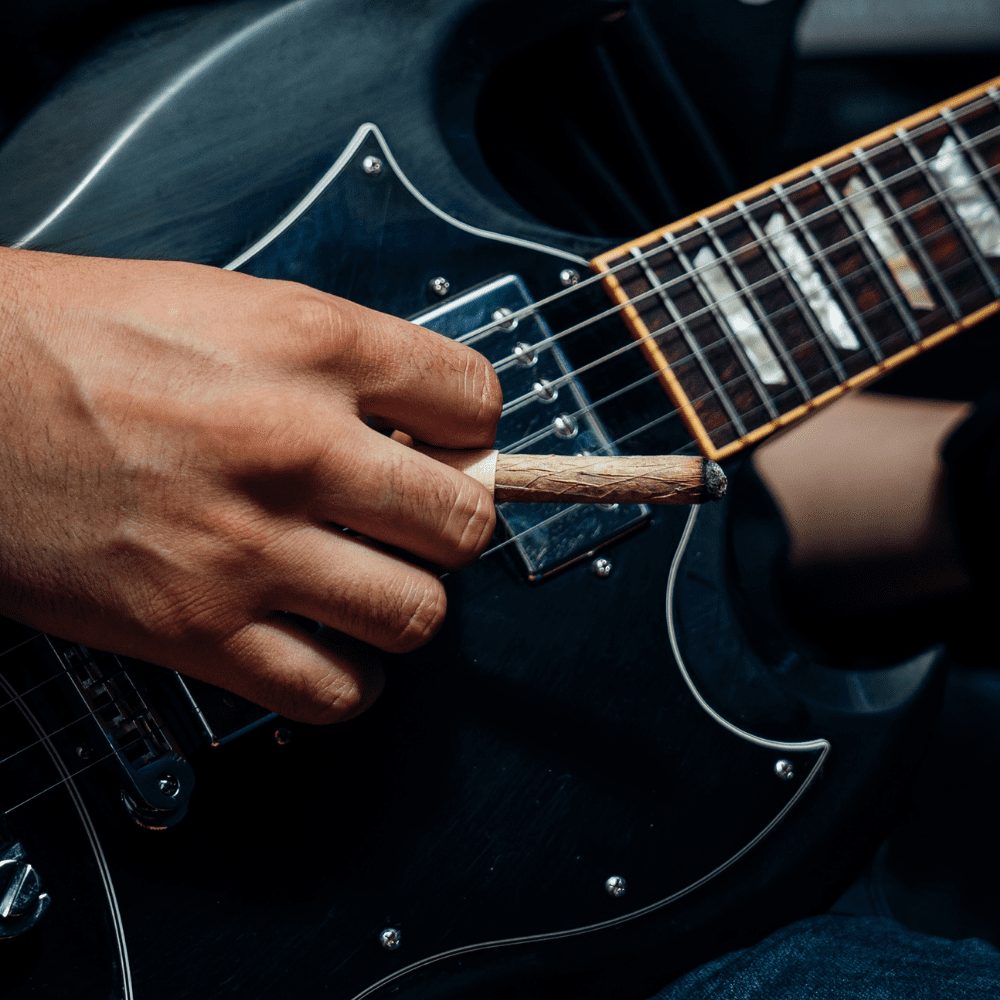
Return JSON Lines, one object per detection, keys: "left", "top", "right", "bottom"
{"left": 0, "top": 248, "right": 501, "bottom": 722}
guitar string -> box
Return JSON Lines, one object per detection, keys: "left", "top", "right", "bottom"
{"left": 495, "top": 249, "right": 994, "bottom": 457}
{"left": 454, "top": 93, "right": 1000, "bottom": 352}
{"left": 490, "top": 124, "right": 1000, "bottom": 377}
{"left": 472, "top": 269, "right": 992, "bottom": 565}
{"left": 492, "top": 150, "right": 1000, "bottom": 409}
{"left": 0, "top": 698, "right": 118, "bottom": 769}
{"left": 3, "top": 736, "right": 146, "bottom": 817}
{"left": 497, "top": 178, "right": 1000, "bottom": 419}
{"left": 492, "top": 173, "right": 1000, "bottom": 442}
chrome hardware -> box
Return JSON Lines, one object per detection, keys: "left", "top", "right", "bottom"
{"left": 532, "top": 379, "right": 558, "bottom": 403}
{"left": 774, "top": 759, "right": 795, "bottom": 781}
{"left": 0, "top": 845, "right": 50, "bottom": 939}
{"left": 559, "top": 268, "right": 580, "bottom": 287}
{"left": 591, "top": 557, "right": 613, "bottom": 578}
{"left": 361, "top": 155, "right": 383, "bottom": 176}
{"left": 273, "top": 727, "right": 292, "bottom": 747}
{"left": 552, "top": 414, "right": 578, "bottom": 439}
{"left": 379, "top": 927, "right": 402, "bottom": 951}
{"left": 492, "top": 306, "right": 518, "bottom": 330}
{"left": 157, "top": 773, "right": 181, "bottom": 798}
{"left": 428, "top": 276, "right": 451, "bottom": 297}
{"left": 598, "top": 503, "right": 620, "bottom": 512}
{"left": 605, "top": 875, "right": 627, "bottom": 898}
{"left": 53, "top": 642, "right": 195, "bottom": 830}
{"left": 512, "top": 342, "right": 537, "bottom": 367}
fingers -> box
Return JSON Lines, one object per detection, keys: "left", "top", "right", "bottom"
{"left": 208, "top": 618, "right": 385, "bottom": 725}
{"left": 299, "top": 292, "right": 502, "bottom": 448}
{"left": 267, "top": 525, "right": 448, "bottom": 656}
{"left": 313, "top": 426, "right": 495, "bottom": 568}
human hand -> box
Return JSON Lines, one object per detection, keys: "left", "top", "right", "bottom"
{"left": 0, "top": 248, "right": 500, "bottom": 722}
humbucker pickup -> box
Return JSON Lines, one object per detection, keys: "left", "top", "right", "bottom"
{"left": 415, "top": 274, "right": 649, "bottom": 579}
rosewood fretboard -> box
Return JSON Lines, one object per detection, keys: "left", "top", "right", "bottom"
{"left": 593, "top": 76, "right": 1000, "bottom": 461}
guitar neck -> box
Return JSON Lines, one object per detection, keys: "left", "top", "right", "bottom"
{"left": 593, "top": 76, "right": 1000, "bottom": 461}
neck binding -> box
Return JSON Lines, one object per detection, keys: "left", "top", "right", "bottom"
{"left": 592, "top": 76, "right": 1000, "bottom": 462}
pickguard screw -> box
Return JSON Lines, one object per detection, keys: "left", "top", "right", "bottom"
{"left": 605, "top": 875, "right": 627, "bottom": 898}
{"left": 592, "top": 557, "right": 613, "bottom": 578}
{"left": 362, "top": 155, "right": 383, "bottom": 176}
{"left": 774, "top": 759, "right": 795, "bottom": 781}
{"left": 274, "top": 727, "right": 292, "bottom": 747}
{"left": 158, "top": 773, "right": 181, "bottom": 798}
{"left": 559, "top": 268, "right": 580, "bottom": 287}
{"left": 428, "top": 276, "right": 450, "bottom": 297}
{"left": 379, "top": 927, "right": 402, "bottom": 950}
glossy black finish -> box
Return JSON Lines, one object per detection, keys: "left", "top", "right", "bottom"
{"left": 0, "top": 2, "right": 942, "bottom": 997}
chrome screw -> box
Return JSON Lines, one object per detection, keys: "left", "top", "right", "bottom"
{"left": 592, "top": 557, "right": 613, "bottom": 578}
{"left": 605, "top": 875, "right": 627, "bottom": 898}
{"left": 362, "top": 155, "right": 383, "bottom": 176}
{"left": 428, "top": 276, "right": 450, "bottom": 297}
{"left": 158, "top": 773, "right": 181, "bottom": 798}
{"left": 559, "top": 268, "right": 580, "bottom": 287}
{"left": 774, "top": 759, "right": 795, "bottom": 781}
{"left": 379, "top": 927, "right": 402, "bottom": 951}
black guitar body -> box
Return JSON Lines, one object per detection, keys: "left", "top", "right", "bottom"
{"left": 0, "top": 2, "right": 942, "bottom": 997}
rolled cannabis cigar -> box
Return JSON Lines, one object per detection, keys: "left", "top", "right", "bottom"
{"left": 419, "top": 448, "right": 727, "bottom": 505}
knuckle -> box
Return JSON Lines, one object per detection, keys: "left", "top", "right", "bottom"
{"left": 446, "top": 482, "right": 495, "bottom": 564}
{"left": 282, "top": 288, "right": 355, "bottom": 360}
{"left": 298, "top": 669, "right": 368, "bottom": 725}
{"left": 388, "top": 579, "right": 447, "bottom": 653}
{"left": 464, "top": 351, "right": 503, "bottom": 433}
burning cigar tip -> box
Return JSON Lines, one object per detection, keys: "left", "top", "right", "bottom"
{"left": 704, "top": 459, "right": 727, "bottom": 500}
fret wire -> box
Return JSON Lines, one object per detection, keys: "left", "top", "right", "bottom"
{"left": 772, "top": 182, "right": 885, "bottom": 362}
{"left": 628, "top": 247, "right": 747, "bottom": 437}
{"left": 852, "top": 145, "right": 963, "bottom": 320}
{"left": 896, "top": 127, "right": 1000, "bottom": 297}
{"left": 697, "top": 216, "right": 812, "bottom": 399}
{"left": 940, "top": 108, "right": 1000, "bottom": 211}
{"left": 734, "top": 199, "right": 848, "bottom": 381}
{"left": 499, "top": 163, "right": 1000, "bottom": 416}
{"left": 663, "top": 230, "right": 780, "bottom": 421}
{"left": 812, "top": 165, "right": 923, "bottom": 345}
{"left": 500, "top": 159, "right": 1000, "bottom": 419}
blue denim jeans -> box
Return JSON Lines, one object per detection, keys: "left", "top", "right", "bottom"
{"left": 649, "top": 916, "right": 1000, "bottom": 999}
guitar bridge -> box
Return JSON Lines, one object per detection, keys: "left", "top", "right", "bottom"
{"left": 48, "top": 641, "right": 195, "bottom": 829}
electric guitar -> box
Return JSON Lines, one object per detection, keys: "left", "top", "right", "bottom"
{"left": 0, "top": 2, "right": 997, "bottom": 996}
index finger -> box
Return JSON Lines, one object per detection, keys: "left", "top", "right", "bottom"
{"left": 310, "top": 293, "right": 503, "bottom": 448}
